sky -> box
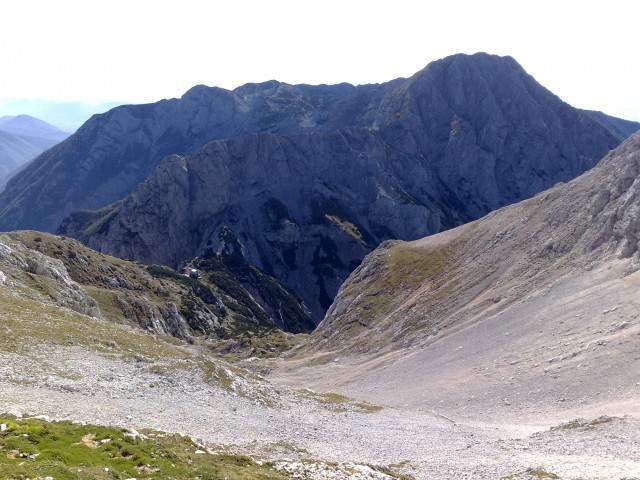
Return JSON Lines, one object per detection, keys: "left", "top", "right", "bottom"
{"left": 1, "top": 0, "right": 639, "bottom": 121}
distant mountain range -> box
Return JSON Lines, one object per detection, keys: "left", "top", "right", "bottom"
{"left": 1, "top": 53, "right": 639, "bottom": 322}
{"left": 0, "top": 115, "right": 70, "bottom": 190}
{"left": 0, "top": 99, "right": 124, "bottom": 132}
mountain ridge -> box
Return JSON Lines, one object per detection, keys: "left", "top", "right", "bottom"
{"left": 2, "top": 52, "right": 638, "bottom": 235}
{"left": 0, "top": 115, "right": 71, "bottom": 190}
{"left": 2, "top": 53, "right": 640, "bottom": 321}
{"left": 0, "top": 114, "right": 69, "bottom": 141}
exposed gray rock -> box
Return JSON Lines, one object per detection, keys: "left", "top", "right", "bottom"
{"left": 80, "top": 131, "right": 440, "bottom": 321}
{"left": 74, "top": 51, "right": 640, "bottom": 321}
{"left": 0, "top": 235, "right": 101, "bottom": 318}
{"left": 313, "top": 131, "right": 640, "bottom": 351}
{"left": 0, "top": 80, "right": 386, "bottom": 232}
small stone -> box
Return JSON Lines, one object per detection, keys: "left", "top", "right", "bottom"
{"left": 0, "top": 424, "right": 6, "bottom": 432}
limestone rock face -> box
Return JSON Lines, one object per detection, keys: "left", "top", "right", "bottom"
{"left": 0, "top": 81, "right": 385, "bottom": 232}
{"left": 1, "top": 53, "right": 637, "bottom": 234}
{"left": 79, "top": 131, "right": 441, "bottom": 321}
{"left": 5, "top": 231, "right": 312, "bottom": 340}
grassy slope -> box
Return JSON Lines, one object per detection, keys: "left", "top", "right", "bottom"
{"left": 0, "top": 414, "right": 289, "bottom": 480}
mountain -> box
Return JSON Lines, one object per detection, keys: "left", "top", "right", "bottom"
{"left": 43, "top": 53, "right": 639, "bottom": 322}
{"left": 0, "top": 99, "right": 124, "bottom": 132}
{"left": 0, "top": 131, "right": 47, "bottom": 178}
{"left": 0, "top": 80, "right": 390, "bottom": 234}
{"left": 581, "top": 109, "right": 640, "bottom": 142}
{"left": 2, "top": 137, "right": 640, "bottom": 480}
{"left": 0, "top": 114, "right": 70, "bottom": 141}
{"left": 4, "top": 53, "right": 639, "bottom": 236}
{"left": 284, "top": 132, "right": 640, "bottom": 421}
{"left": 0, "top": 116, "right": 71, "bottom": 190}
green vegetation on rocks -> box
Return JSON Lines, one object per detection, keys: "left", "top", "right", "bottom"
{"left": 10, "top": 230, "right": 313, "bottom": 345}
{"left": 341, "top": 239, "right": 459, "bottom": 324}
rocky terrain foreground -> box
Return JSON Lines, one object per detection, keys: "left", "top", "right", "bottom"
{"left": 270, "top": 132, "right": 640, "bottom": 477}
{"left": 1, "top": 303, "right": 638, "bottom": 479}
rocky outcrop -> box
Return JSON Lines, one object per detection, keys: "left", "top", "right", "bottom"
{"left": 0, "top": 234, "right": 101, "bottom": 318}
{"left": 7, "top": 231, "right": 312, "bottom": 340}
{"left": 1, "top": 53, "right": 637, "bottom": 234}
{"left": 584, "top": 133, "right": 640, "bottom": 269}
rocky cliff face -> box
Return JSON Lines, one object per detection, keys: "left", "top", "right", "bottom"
{"left": 1, "top": 53, "right": 637, "bottom": 235}
{"left": 67, "top": 130, "right": 444, "bottom": 321}
{"left": 312, "top": 131, "right": 640, "bottom": 352}
{"left": 62, "top": 54, "right": 640, "bottom": 322}
{"left": 0, "top": 233, "right": 101, "bottom": 319}
{"left": 275, "top": 134, "right": 640, "bottom": 429}
{"left": 0, "top": 81, "right": 387, "bottom": 232}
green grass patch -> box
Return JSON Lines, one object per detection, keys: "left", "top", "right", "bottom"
{"left": 299, "top": 390, "right": 383, "bottom": 413}
{"left": 0, "top": 290, "right": 185, "bottom": 363}
{"left": 501, "top": 470, "right": 560, "bottom": 480}
{"left": 0, "top": 414, "right": 290, "bottom": 479}
{"left": 324, "top": 214, "right": 371, "bottom": 247}
{"left": 386, "top": 242, "right": 451, "bottom": 289}
{"left": 341, "top": 240, "right": 459, "bottom": 326}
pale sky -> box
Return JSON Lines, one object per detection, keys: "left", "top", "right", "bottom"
{"left": 2, "top": 0, "right": 639, "bottom": 120}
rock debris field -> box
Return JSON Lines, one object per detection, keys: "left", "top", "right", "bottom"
{"left": 1, "top": 338, "right": 639, "bottom": 480}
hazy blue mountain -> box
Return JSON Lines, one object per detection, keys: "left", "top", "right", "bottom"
{"left": 0, "top": 99, "right": 124, "bottom": 132}
{"left": 0, "top": 116, "right": 71, "bottom": 191}
{"left": 0, "top": 114, "right": 70, "bottom": 141}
